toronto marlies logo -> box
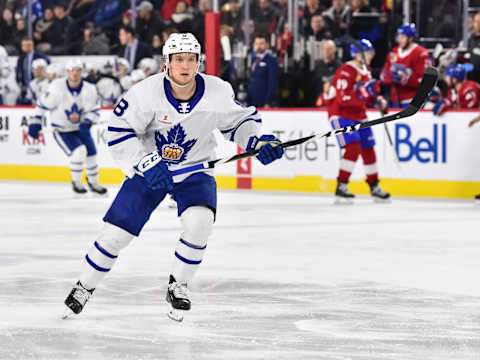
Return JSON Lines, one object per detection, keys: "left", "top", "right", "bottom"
{"left": 64, "top": 103, "right": 83, "bottom": 123}
{"left": 155, "top": 124, "right": 197, "bottom": 164}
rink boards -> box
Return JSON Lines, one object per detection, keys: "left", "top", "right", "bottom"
{"left": 0, "top": 106, "right": 479, "bottom": 199}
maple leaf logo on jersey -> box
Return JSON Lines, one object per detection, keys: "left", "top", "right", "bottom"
{"left": 64, "top": 103, "right": 83, "bottom": 123}
{"left": 154, "top": 124, "right": 197, "bottom": 164}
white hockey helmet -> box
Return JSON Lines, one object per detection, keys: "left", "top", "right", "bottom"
{"left": 131, "top": 69, "right": 146, "bottom": 83}
{"left": 138, "top": 57, "right": 159, "bottom": 75}
{"left": 113, "top": 57, "right": 130, "bottom": 76}
{"left": 46, "top": 63, "right": 63, "bottom": 76}
{"left": 163, "top": 33, "right": 201, "bottom": 66}
{"left": 65, "top": 59, "right": 83, "bottom": 71}
{"left": 32, "top": 58, "right": 48, "bottom": 69}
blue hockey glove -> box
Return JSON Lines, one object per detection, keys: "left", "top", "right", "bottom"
{"left": 28, "top": 123, "right": 42, "bottom": 139}
{"left": 246, "top": 134, "right": 284, "bottom": 165}
{"left": 355, "top": 80, "right": 380, "bottom": 102}
{"left": 432, "top": 98, "right": 452, "bottom": 116}
{"left": 136, "top": 151, "right": 174, "bottom": 191}
{"left": 391, "top": 64, "right": 411, "bottom": 86}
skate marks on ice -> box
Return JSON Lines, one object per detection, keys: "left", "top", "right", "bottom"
{"left": 1, "top": 276, "right": 480, "bottom": 360}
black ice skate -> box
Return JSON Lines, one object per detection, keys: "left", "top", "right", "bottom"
{"left": 62, "top": 281, "right": 94, "bottom": 319}
{"left": 166, "top": 275, "right": 190, "bottom": 322}
{"left": 72, "top": 181, "right": 87, "bottom": 194}
{"left": 369, "top": 180, "right": 391, "bottom": 203}
{"left": 334, "top": 181, "right": 355, "bottom": 204}
{"left": 88, "top": 181, "right": 108, "bottom": 195}
{"left": 475, "top": 194, "right": 480, "bottom": 203}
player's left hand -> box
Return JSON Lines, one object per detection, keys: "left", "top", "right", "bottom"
{"left": 247, "top": 134, "right": 284, "bottom": 165}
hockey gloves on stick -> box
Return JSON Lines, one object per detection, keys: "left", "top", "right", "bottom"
{"left": 136, "top": 152, "right": 174, "bottom": 191}
{"left": 391, "top": 64, "right": 412, "bottom": 86}
{"left": 246, "top": 134, "right": 284, "bottom": 165}
{"left": 432, "top": 98, "right": 452, "bottom": 116}
{"left": 355, "top": 80, "right": 380, "bottom": 103}
{"left": 28, "top": 123, "right": 42, "bottom": 139}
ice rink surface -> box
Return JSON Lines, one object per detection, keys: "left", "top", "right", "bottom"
{"left": 1, "top": 181, "right": 479, "bottom": 360}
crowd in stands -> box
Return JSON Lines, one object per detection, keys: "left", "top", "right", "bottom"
{"left": 1, "top": 0, "right": 480, "bottom": 109}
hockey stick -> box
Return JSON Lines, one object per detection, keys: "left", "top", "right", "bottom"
{"left": 171, "top": 67, "right": 438, "bottom": 177}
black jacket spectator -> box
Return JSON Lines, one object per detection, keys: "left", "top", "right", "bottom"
{"left": 221, "top": 0, "right": 244, "bottom": 43}
{"left": 135, "top": 1, "right": 165, "bottom": 44}
{"left": 0, "top": 7, "right": 16, "bottom": 53}
{"left": 252, "top": 0, "right": 278, "bottom": 35}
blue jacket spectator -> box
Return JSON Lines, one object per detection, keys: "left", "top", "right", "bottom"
{"left": 19, "top": 0, "right": 44, "bottom": 23}
{"left": 86, "top": 0, "right": 123, "bottom": 29}
{"left": 247, "top": 34, "right": 279, "bottom": 107}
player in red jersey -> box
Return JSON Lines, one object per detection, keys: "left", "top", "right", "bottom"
{"left": 433, "top": 64, "right": 480, "bottom": 116}
{"left": 328, "top": 39, "right": 390, "bottom": 203}
{"left": 381, "top": 24, "right": 430, "bottom": 108}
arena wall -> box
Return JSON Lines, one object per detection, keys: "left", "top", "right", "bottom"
{"left": 0, "top": 106, "right": 479, "bottom": 199}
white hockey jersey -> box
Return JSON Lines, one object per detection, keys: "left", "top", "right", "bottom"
{"left": 107, "top": 73, "right": 262, "bottom": 181}
{"left": 27, "top": 77, "right": 48, "bottom": 105}
{"left": 0, "top": 45, "right": 20, "bottom": 105}
{"left": 35, "top": 78, "right": 101, "bottom": 132}
{"left": 96, "top": 76, "right": 122, "bottom": 106}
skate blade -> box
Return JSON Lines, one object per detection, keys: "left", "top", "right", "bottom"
{"left": 167, "top": 308, "right": 184, "bottom": 322}
{"left": 61, "top": 307, "right": 76, "bottom": 320}
{"left": 334, "top": 197, "right": 354, "bottom": 205}
{"left": 373, "top": 197, "right": 392, "bottom": 204}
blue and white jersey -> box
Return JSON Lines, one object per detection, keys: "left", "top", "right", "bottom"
{"left": 107, "top": 73, "right": 262, "bottom": 181}
{"left": 35, "top": 78, "right": 101, "bottom": 132}
{"left": 26, "top": 78, "right": 48, "bottom": 106}
{"left": 96, "top": 77, "right": 122, "bottom": 106}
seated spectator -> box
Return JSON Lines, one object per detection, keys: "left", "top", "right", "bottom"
{"left": 12, "top": 17, "right": 28, "bottom": 52}
{"left": 117, "top": 24, "right": 153, "bottom": 69}
{"left": 82, "top": 24, "right": 110, "bottom": 55}
{"left": 322, "top": 0, "right": 350, "bottom": 37}
{"left": 253, "top": 0, "right": 279, "bottom": 35}
{"left": 48, "top": 3, "right": 78, "bottom": 54}
{"left": 0, "top": 8, "right": 17, "bottom": 54}
{"left": 67, "top": 0, "right": 95, "bottom": 28}
{"left": 161, "top": 0, "right": 192, "bottom": 22}
{"left": 303, "top": 0, "right": 323, "bottom": 35}
{"left": 121, "top": 9, "right": 132, "bottom": 26}
{"left": 247, "top": 33, "right": 279, "bottom": 108}
{"left": 307, "top": 14, "right": 333, "bottom": 40}
{"left": 136, "top": 1, "right": 165, "bottom": 44}
{"left": 33, "top": 7, "right": 54, "bottom": 53}
{"left": 221, "top": 0, "right": 244, "bottom": 43}
{"left": 151, "top": 33, "right": 163, "bottom": 54}
{"left": 171, "top": 0, "right": 194, "bottom": 33}
{"left": 85, "top": 0, "right": 122, "bottom": 30}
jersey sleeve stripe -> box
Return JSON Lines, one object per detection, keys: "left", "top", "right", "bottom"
{"left": 107, "top": 133, "right": 137, "bottom": 146}
{"left": 221, "top": 117, "right": 262, "bottom": 135}
{"left": 229, "top": 118, "right": 262, "bottom": 141}
{"left": 107, "top": 126, "right": 136, "bottom": 133}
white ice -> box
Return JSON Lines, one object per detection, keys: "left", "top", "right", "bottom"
{"left": 1, "top": 181, "right": 480, "bottom": 360}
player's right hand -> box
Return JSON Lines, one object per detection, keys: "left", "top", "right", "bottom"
{"left": 28, "top": 124, "right": 42, "bottom": 139}
{"left": 432, "top": 98, "right": 452, "bottom": 116}
{"left": 355, "top": 80, "right": 380, "bottom": 102}
{"left": 137, "top": 152, "right": 174, "bottom": 191}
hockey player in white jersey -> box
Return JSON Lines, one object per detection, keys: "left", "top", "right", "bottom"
{"left": 0, "top": 45, "right": 20, "bottom": 105}
{"left": 63, "top": 33, "right": 284, "bottom": 322}
{"left": 26, "top": 58, "right": 48, "bottom": 105}
{"left": 138, "top": 57, "right": 159, "bottom": 77}
{"left": 28, "top": 59, "right": 108, "bottom": 195}
{"left": 45, "top": 63, "right": 63, "bottom": 83}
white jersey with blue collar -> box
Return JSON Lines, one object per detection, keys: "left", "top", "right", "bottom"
{"left": 35, "top": 78, "right": 101, "bottom": 132}
{"left": 107, "top": 72, "right": 262, "bottom": 181}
